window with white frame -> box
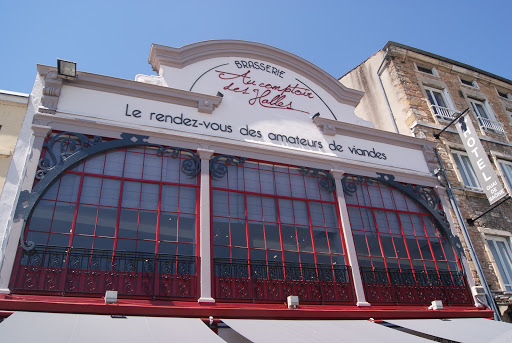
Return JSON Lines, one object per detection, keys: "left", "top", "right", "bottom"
{"left": 499, "top": 160, "right": 512, "bottom": 191}
{"left": 424, "top": 87, "right": 456, "bottom": 121}
{"left": 459, "top": 77, "right": 478, "bottom": 88}
{"left": 469, "top": 98, "right": 504, "bottom": 133}
{"left": 452, "top": 151, "right": 481, "bottom": 189}
{"left": 506, "top": 109, "right": 512, "bottom": 123}
{"left": 498, "top": 90, "right": 511, "bottom": 100}
{"left": 486, "top": 236, "right": 512, "bottom": 291}
{"left": 415, "top": 64, "right": 437, "bottom": 76}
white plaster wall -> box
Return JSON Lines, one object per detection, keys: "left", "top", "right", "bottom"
{"left": 340, "top": 50, "right": 412, "bottom": 136}
{"left": 0, "top": 76, "right": 42, "bottom": 278}
{"left": 56, "top": 86, "right": 430, "bottom": 175}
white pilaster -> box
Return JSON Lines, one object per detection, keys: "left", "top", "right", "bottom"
{"left": 197, "top": 148, "right": 215, "bottom": 303}
{"left": 0, "top": 125, "right": 52, "bottom": 293}
{"left": 330, "top": 169, "right": 370, "bottom": 307}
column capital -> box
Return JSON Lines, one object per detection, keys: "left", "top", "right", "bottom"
{"left": 31, "top": 125, "right": 52, "bottom": 138}
{"left": 329, "top": 169, "right": 346, "bottom": 179}
{"left": 197, "top": 148, "right": 214, "bottom": 160}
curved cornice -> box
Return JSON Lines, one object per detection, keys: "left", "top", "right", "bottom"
{"left": 149, "top": 40, "right": 364, "bottom": 107}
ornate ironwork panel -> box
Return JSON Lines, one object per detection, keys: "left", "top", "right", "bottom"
{"left": 299, "top": 167, "right": 336, "bottom": 192}
{"left": 360, "top": 267, "right": 472, "bottom": 306}
{"left": 209, "top": 154, "right": 246, "bottom": 179}
{"left": 213, "top": 258, "right": 354, "bottom": 304}
{"left": 12, "top": 246, "right": 198, "bottom": 300}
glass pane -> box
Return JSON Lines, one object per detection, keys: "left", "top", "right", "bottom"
{"left": 179, "top": 186, "right": 196, "bottom": 214}
{"left": 118, "top": 209, "right": 138, "bottom": 239}
{"left": 248, "top": 221, "right": 265, "bottom": 249}
{"left": 296, "top": 226, "right": 313, "bottom": 252}
{"left": 140, "top": 183, "right": 159, "bottom": 210}
{"left": 51, "top": 202, "right": 75, "bottom": 233}
{"left": 265, "top": 223, "right": 281, "bottom": 250}
{"left": 282, "top": 224, "right": 297, "bottom": 251}
{"left": 137, "top": 210, "right": 157, "bottom": 240}
{"left": 57, "top": 174, "right": 80, "bottom": 202}
{"left": 96, "top": 207, "right": 117, "bottom": 237}
{"left": 230, "top": 219, "right": 246, "bottom": 247}
{"left": 143, "top": 153, "right": 162, "bottom": 181}
{"left": 104, "top": 150, "right": 125, "bottom": 176}
{"left": 100, "top": 179, "right": 121, "bottom": 207}
{"left": 74, "top": 205, "right": 97, "bottom": 235}
{"left": 160, "top": 212, "right": 178, "bottom": 242}
{"left": 122, "top": 181, "right": 141, "bottom": 208}
{"left": 29, "top": 200, "right": 55, "bottom": 232}
{"left": 178, "top": 214, "right": 196, "bottom": 243}
{"left": 80, "top": 176, "right": 101, "bottom": 204}
{"left": 124, "top": 151, "right": 143, "bottom": 179}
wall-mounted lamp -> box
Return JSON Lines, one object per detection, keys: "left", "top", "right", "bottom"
{"left": 57, "top": 59, "right": 77, "bottom": 79}
{"left": 311, "top": 113, "right": 320, "bottom": 121}
{"left": 105, "top": 290, "right": 118, "bottom": 304}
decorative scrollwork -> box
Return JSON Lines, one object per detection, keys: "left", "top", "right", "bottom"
{"left": 341, "top": 175, "right": 374, "bottom": 196}
{"left": 213, "top": 258, "right": 354, "bottom": 304}
{"left": 300, "top": 167, "right": 336, "bottom": 192}
{"left": 209, "top": 154, "right": 246, "bottom": 178}
{"left": 37, "top": 132, "right": 102, "bottom": 179}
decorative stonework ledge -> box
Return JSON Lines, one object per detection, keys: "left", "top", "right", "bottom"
{"left": 37, "top": 65, "right": 223, "bottom": 115}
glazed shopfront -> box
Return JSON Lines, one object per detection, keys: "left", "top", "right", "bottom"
{"left": 0, "top": 41, "right": 500, "bottom": 342}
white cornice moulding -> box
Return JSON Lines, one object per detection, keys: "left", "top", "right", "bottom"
{"left": 37, "top": 65, "right": 223, "bottom": 114}
{"left": 148, "top": 40, "right": 364, "bottom": 107}
{"left": 314, "top": 116, "right": 438, "bottom": 152}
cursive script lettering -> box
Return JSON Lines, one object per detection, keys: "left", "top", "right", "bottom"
{"left": 215, "top": 69, "right": 314, "bottom": 113}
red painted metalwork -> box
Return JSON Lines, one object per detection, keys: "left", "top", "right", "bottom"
{"left": 11, "top": 134, "right": 200, "bottom": 300}
{"left": 344, "top": 176, "right": 472, "bottom": 305}
{"left": 211, "top": 158, "right": 353, "bottom": 303}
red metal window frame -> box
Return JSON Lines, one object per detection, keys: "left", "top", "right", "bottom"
{"left": 24, "top": 134, "right": 200, "bottom": 256}
{"left": 211, "top": 158, "right": 348, "bottom": 269}
{"left": 345, "top": 176, "right": 460, "bottom": 272}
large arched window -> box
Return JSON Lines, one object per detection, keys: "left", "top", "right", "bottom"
{"left": 344, "top": 175, "right": 471, "bottom": 305}
{"left": 13, "top": 134, "right": 199, "bottom": 299}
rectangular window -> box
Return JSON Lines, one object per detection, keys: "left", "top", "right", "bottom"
{"left": 498, "top": 90, "right": 510, "bottom": 99}
{"left": 417, "top": 65, "right": 434, "bottom": 75}
{"left": 499, "top": 160, "right": 512, "bottom": 191}
{"left": 452, "top": 151, "right": 481, "bottom": 189}
{"left": 424, "top": 87, "right": 456, "bottom": 121}
{"left": 460, "top": 78, "right": 477, "bottom": 88}
{"left": 487, "top": 236, "right": 512, "bottom": 291}
{"left": 470, "top": 99, "right": 505, "bottom": 132}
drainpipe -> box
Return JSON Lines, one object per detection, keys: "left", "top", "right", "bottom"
{"left": 377, "top": 48, "right": 399, "bottom": 134}
{"left": 434, "top": 148, "right": 501, "bottom": 321}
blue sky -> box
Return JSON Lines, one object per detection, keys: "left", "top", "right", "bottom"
{"left": 1, "top": 0, "right": 510, "bottom": 94}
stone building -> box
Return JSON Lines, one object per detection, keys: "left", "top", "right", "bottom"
{"left": 0, "top": 90, "right": 28, "bottom": 195}
{"left": 340, "top": 41, "right": 512, "bottom": 320}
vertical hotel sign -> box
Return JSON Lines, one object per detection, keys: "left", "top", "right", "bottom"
{"left": 456, "top": 116, "right": 507, "bottom": 204}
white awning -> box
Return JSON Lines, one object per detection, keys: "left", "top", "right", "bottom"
{"left": 387, "top": 318, "right": 512, "bottom": 343}
{"left": 0, "top": 312, "right": 226, "bottom": 343}
{"left": 222, "top": 319, "right": 431, "bottom": 342}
